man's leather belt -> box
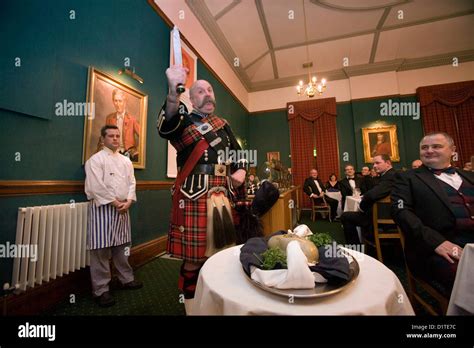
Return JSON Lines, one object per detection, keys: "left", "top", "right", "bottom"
{"left": 188, "top": 164, "right": 231, "bottom": 177}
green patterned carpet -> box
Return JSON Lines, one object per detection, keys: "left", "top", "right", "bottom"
{"left": 44, "top": 213, "right": 434, "bottom": 315}
{"left": 45, "top": 256, "right": 185, "bottom": 316}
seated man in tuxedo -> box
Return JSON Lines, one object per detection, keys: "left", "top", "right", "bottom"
{"left": 391, "top": 132, "right": 474, "bottom": 294}
{"left": 303, "top": 169, "right": 338, "bottom": 221}
{"left": 360, "top": 165, "right": 377, "bottom": 194}
{"left": 339, "top": 164, "right": 362, "bottom": 210}
{"left": 340, "top": 154, "right": 396, "bottom": 245}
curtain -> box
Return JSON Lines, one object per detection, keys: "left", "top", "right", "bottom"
{"left": 287, "top": 98, "right": 339, "bottom": 208}
{"left": 417, "top": 81, "right": 474, "bottom": 167}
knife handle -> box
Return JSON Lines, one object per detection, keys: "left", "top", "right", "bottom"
{"left": 176, "top": 83, "right": 185, "bottom": 94}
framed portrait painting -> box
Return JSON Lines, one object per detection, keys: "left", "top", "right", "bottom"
{"left": 83, "top": 67, "right": 148, "bottom": 169}
{"left": 362, "top": 125, "right": 400, "bottom": 163}
{"left": 267, "top": 152, "right": 280, "bottom": 163}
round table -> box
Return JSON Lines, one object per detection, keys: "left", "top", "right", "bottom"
{"left": 191, "top": 245, "right": 414, "bottom": 315}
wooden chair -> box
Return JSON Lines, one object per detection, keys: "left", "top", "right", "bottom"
{"left": 398, "top": 233, "right": 449, "bottom": 315}
{"left": 370, "top": 196, "right": 449, "bottom": 314}
{"left": 367, "top": 196, "right": 402, "bottom": 263}
{"left": 311, "top": 195, "right": 332, "bottom": 222}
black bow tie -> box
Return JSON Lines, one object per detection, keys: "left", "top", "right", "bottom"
{"left": 347, "top": 177, "right": 355, "bottom": 180}
{"left": 429, "top": 167, "right": 456, "bottom": 176}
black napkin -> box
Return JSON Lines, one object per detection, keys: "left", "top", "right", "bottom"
{"left": 239, "top": 231, "right": 351, "bottom": 284}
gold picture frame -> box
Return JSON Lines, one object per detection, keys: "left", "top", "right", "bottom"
{"left": 83, "top": 67, "right": 148, "bottom": 169}
{"left": 267, "top": 152, "right": 280, "bottom": 162}
{"left": 362, "top": 125, "right": 400, "bottom": 163}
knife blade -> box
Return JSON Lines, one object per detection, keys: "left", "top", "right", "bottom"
{"left": 172, "top": 25, "right": 185, "bottom": 94}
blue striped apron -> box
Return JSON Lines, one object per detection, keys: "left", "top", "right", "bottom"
{"left": 87, "top": 202, "right": 131, "bottom": 250}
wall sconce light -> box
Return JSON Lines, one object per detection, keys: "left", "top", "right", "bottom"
{"left": 118, "top": 67, "right": 144, "bottom": 84}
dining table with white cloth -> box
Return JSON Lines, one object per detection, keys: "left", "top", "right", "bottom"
{"left": 343, "top": 195, "right": 362, "bottom": 213}
{"left": 447, "top": 243, "right": 474, "bottom": 315}
{"left": 190, "top": 245, "right": 414, "bottom": 315}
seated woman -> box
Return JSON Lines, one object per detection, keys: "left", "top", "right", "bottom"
{"left": 325, "top": 173, "right": 340, "bottom": 192}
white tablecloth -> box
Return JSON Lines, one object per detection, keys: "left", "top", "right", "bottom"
{"left": 325, "top": 191, "right": 342, "bottom": 218}
{"left": 191, "top": 245, "right": 414, "bottom": 315}
{"left": 447, "top": 243, "right": 474, "bottom": 315}
{"left": 343, "top": 196, "right": 363, "bottom": 242}
{"left": 344, "top": 195, "right": 362, "bottom": 212}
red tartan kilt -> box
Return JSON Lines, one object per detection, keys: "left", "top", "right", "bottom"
{"left": 167, "top": 175, "right": 237, "bottom": 262}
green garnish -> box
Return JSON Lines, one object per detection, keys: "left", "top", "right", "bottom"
{"left": 258, "top": 247, "right": 287, "bottom": 270}
{"left": 308, "top": 233, "right": 333, "bottom": 247}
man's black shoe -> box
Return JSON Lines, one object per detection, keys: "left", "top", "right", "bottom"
{"left": 96, "top": 291, "right": 115, "bottom": 307}
{"left": 119, "top": 280, "right": 143, "bottom": 290}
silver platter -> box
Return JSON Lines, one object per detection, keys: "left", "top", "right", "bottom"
{"left": 244, "top": 250, "right": 360, "bottom": 299}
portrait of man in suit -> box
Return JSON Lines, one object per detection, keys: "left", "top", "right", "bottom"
{"left": 370, "top": 132, "right": 392, "bottom": 157}
{"left": 83, "top": 68, "right": 148, "bottom": 169}
{"left": 362, "top": 125, "right": 400, "bottom": 163}
{"left": 105, "top": 89, "right": 140, "bottom": 162}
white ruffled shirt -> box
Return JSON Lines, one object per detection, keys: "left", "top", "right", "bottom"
{"left": 85, "top": 147, "right": 137, "bottom": 206}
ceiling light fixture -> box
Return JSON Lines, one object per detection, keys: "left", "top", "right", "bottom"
{"left": 296, "top": 0, "right": 327, "bottom": 98}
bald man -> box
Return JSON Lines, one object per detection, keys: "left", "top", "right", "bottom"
{"left": 157, "top": 66, "right": 247, "bottom": 307}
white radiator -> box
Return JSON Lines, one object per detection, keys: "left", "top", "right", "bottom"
{"left": 12, "top": 202, "right": 90, "bottom": 291}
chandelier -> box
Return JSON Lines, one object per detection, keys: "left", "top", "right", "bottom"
{"left": 296, "top": 0, "right": 327, "bottom": 98}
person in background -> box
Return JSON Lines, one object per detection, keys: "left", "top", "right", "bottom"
{"left": 463, "top": 161, "right": 472, "bottom": 171}
{"left": 412, "top": 159, "right": 423, "bottom": 169}
{"left": 303, "top": 169, "right": 338, "bottom": 221}
{"left": 361, "top": 166, "right": 370, "bottom": 176}
{"left": 341, "top": 154, "right": 396, "bottom": 245}
{"left": 325, "top": 173, "right": 340, "bottom": 192}
{"left": 361, "top": 165, "right": 376, "bottom": 194}
{"left": 339, "top": 164, "right": 362, "bottom": 210}
{"left": 391, "top": 132, "right": 474, "bottom": 294}
{"left": 247, "top": 173, "right": 260, "bottom": 186}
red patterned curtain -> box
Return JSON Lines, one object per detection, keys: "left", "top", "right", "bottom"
{"left": 287, "top": 98, "right": 339, "bottom": 208}
{"left": 417, "top": 81, "right": 474, "bottom": 167}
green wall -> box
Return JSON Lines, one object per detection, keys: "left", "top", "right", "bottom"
{"left": 0, "top": 0, "right": 248, "bottom": 290}
{"left": 247, "top": 110, "right": 291, "bottom": 179}
{"left": 248, "top": 95, "right": 424, "bottom": 178}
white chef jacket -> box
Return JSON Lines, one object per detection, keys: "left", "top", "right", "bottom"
{"left": 85, "top": 147, "right": 137, "bottom": 206}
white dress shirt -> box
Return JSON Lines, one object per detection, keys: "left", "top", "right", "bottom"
{"left": 85, "top": 147, "right": 137, "bottom": 206}
{"left": 435, "top": 171, "right": 463, "bottom": 191}
{"left": 313, "top": 179, "right": 323, "bottom": 194}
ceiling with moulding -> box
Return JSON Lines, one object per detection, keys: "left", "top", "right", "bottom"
{"left": 184, "top": 0, "right": 474, "bottom": 92}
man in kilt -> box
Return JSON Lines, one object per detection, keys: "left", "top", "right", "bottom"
{"left": 157, "top": 65, "right": 247, "bottom": 306}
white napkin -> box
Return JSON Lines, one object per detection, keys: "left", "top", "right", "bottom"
{"left": 251, "top": 240, "right": 316, "bottom": 289}
{"left": 290, "top": 224, "right": 313, "bottom": 238}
